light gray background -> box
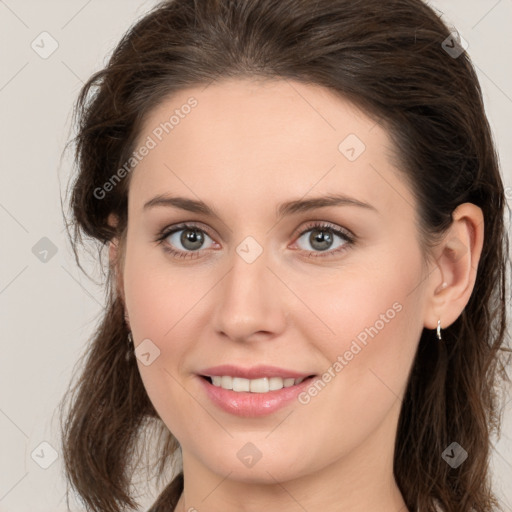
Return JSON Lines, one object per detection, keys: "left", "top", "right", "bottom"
{"left": 0, "top": 1, "right": 511, "bottom": 511}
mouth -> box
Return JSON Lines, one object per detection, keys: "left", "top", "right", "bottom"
{"left": 197, "top": 372, "right": 318, "bottom": 417}
{"left": 199, "top": 374, "right": 317, "bottom": 393}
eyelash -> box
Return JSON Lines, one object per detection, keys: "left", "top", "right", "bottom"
{"left": 154, "top": 221, "right": 355, "bottom": 260}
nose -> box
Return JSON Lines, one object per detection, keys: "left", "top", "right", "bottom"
{"left": 211, "top": 243, "right": 289, "bottom": 343}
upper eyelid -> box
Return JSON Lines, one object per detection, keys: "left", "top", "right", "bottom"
{"left": 295, "top": 221, "right": 354, "bottom": 239}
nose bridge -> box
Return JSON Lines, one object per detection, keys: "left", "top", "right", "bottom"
{"left": 212, "top": 235, "right": 286, "bottom": 340}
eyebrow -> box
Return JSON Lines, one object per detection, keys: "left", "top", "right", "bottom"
{"left": 142, "top": 193, "right": 378, "bottom": 218}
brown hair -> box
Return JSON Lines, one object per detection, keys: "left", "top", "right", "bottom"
{"left": 59, "top": 0, "right": 512, "bottom": 511}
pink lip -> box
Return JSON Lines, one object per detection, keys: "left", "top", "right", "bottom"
{"left": 198, "top": 364, "right": 313, "bottom": 380}
{"left": 197, "top": 374, "right": 317, "bottom": 417}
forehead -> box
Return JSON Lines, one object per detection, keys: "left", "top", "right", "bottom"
{"left": 129, "top": 78, "right": 414, "bottom": 219}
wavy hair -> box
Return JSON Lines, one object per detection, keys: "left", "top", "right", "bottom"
{"left": 59, "top": 0, "right": 511, "bottom": 511}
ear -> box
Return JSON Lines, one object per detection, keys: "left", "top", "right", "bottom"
{"left": 107, "top": 213, "right": 126, "bottom": 305}
{"left": 423, "top": 202, "right": 484, "bottom": 331}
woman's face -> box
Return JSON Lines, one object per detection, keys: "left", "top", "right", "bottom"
{"left": 121, "top": 78, "right": 432, "bottom": 484}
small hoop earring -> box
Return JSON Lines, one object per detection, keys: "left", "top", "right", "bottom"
{"left": 436, "top": 319, "right": 442, "bottom": 341}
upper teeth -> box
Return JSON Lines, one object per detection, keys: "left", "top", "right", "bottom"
{"left": 210, "top": 376, "right": 307, "bottom": 393}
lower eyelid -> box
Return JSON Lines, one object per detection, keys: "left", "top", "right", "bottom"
{"left": 292, "top": 237, "right": 351, "bottom": 258}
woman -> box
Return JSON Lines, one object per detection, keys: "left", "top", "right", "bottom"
{"left": 59, "top": 0, "right": 511, "bottom": 511}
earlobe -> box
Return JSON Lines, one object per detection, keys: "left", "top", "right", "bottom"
{"left": 423, "top": 202, "right": 484, "bottom": 331}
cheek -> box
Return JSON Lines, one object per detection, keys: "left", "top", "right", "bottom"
{"left": 291, "top": 291, "right": 421, "bottom": 463}
{"left": 297, "top": 250, "right": 424, "bottom": 430}
{"left": 123, "top": 250, "right": 203, "bottom": 438}
{"left": 123, "top": 241, "right": 206, "bottom": 341}
{"left": 304, "top": 233, "right": 419, "bottom": 346}
{"left": 122, "top": 244, "right": 222, "bottom": 421}
{"left": 304, "top": 281, "right": 419, "bottom": 394}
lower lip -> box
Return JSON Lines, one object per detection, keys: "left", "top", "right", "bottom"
{"left": 197, "top": 375, "right": 316, "bottom": 417}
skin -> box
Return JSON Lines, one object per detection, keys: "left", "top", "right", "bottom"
{"left": 109, "top": 78, "right": 484, "bottom": 512}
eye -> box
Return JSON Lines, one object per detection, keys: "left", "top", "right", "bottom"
{"left": 292, "top": 221, "right": 354, "bottom": 258}
{"left": 155, "top": 223, "right": 216, "bottom": 260}
{"left": 154, "top": 220, "right": 355, "bottom": 260}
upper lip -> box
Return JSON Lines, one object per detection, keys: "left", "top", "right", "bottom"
{"left": 198, "top": 364, "right": 315, "bottom": 380}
